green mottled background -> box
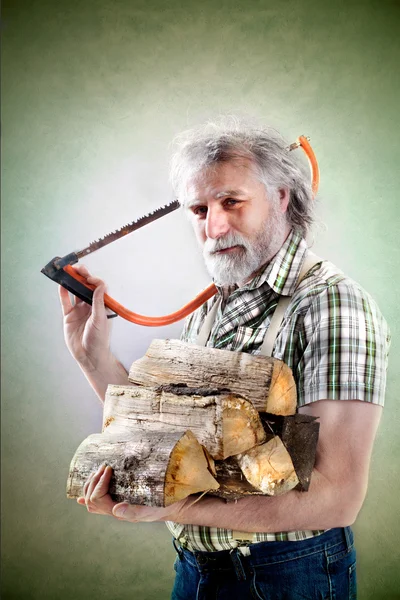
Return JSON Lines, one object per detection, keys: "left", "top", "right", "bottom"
{"left": 2, "top": 0, "right": 399, "bottom": 598}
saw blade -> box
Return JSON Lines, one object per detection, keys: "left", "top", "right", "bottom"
{"left": 76, "top": 200, "right": 180, "bottom": 259}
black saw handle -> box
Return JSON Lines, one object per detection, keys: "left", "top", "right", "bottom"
{"left": 41, "top": 256, "right": 117, "bottom": 318}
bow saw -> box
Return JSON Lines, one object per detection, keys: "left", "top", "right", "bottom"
{"left": 41, "top": 135, "right": 319, "bottom": 326}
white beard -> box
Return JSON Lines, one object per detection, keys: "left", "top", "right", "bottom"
{"left": 203, "top": 207, "right": 286, "bottom": 286}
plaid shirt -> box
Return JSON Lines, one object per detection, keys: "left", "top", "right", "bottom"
{"left": 166, "top": 229, "right": 390, "bottom": 551}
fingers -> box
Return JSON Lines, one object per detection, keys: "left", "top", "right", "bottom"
{"left": 71, "top": 266, "right": 108, "bottom": 298}
{"left": 58, "top": 285, "right": 73, "bottom": 316}
{"left": 58, "top": 264, "right": 110, "bottom": 319}
{"left": 58, "top": 264, "right": 92, "bottom": 316}
{"left": 79, "top": 464, "right": 115, "bottom": 515}
{"left": 70, "top": 263, "right": 91, "bottom": 278}
{"left": 90, "top": 465, "right": 113, "bottom": 501}
{"left": 83, "top": 474, "right": 92, "bottom": 496}
{"left": 85, "top": 464, "right": 106, "bottom": 504}
{"left": 90, "top": 278, "right": 108, "bottom": 323}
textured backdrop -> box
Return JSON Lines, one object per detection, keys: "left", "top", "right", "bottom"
{"left": 2, "top": 1, "right": 399, "bottom": 598}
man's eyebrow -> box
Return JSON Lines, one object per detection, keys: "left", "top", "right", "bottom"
{"left": 215, "top": 189, "right": 245, "bottom": 199}
{"left": 185, "top": 198, "right": 203, "bottom": 209}
{"left": 185, "top": 189, "right": 247, "bottom": 209}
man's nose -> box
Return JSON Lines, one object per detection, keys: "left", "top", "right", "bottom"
{"left": 205, "top": 206, "right": 230, "bottom": 239}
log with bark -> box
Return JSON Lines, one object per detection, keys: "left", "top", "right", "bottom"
{"left": 128, "top": 339, "right": 297, "bottom": 415}
{"left": 67, "top": 429, "right": 219, "bottom": 506}
{"left": 102, "top": 383, "right": 266, "bottom": 460}
{"left": 210, "top": 435, "right": 299, "bottom": 499}
{"left": 67, "top": 340, "right": 319, "bottom": 508}
{"left": 210, "top": 415, "right": 320, "bottom": 499}
{"left": 260, "top": 413, "right": 320, "bottom": 492}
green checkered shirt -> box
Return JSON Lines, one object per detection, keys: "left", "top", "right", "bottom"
{"left": 166, "top": 229, "right": 390, "bottom": 551}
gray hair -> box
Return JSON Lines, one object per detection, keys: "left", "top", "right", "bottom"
{"left": 169, "top": 118, "right": 314, "bottom": 237}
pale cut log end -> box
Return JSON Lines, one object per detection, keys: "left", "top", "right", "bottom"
{"left": 266, "top": 361, "right": 297, "bottom": 415}
{"left": 202, "top": 446, "right": 217, "bottom": 478}
{"left": 165, "top": 430, "right": 220, "bottom": 506}
{"left": 222, "top": 396, "right": 266, "bottom": 458}
{"left": 237, "top": 436, "right": 299, "bottom": 495}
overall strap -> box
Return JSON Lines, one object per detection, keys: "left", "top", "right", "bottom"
{"left": 196, "top": 296, "right": 222, "bottom": 347}
{"left": 259, "top": 251, "right": 321, "bottom": 357}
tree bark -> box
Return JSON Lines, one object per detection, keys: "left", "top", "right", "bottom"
{"left": 281, "top": 414, "right": 320, "bottom": 492}
{"left": 211, "top": 457, "right": 265, "bottom": 500}
{"left": 259, "top": 413, "right": 320, "bottom": 491}
{"left": 66, "top": 430, "right": 219, "bottom": 507}
{"left": 129, "top": 339, "right": 296, "bottom": 415}
{"left": 103, "top": 383, "right": 266, "bottom": 460}
{"left": 67, "top": 340, "right": 319, "bottom": 507}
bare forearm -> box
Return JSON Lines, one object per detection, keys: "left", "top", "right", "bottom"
{"left": 78, "top": 352, "right": 129, "bottom": 403}
{"left": 85, "top": 400, "right": 377, "bottom": 531}
{"left": 172, "top": 401, "right": 377, "bottom": 533}
{"left": 175, "top": 469, "right": 360, "bottom": 532}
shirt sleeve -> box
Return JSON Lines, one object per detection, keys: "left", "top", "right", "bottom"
{"left": 294, "top": 279, "right": 391, "bottom": 407}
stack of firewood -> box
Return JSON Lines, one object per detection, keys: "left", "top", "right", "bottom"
{"left": 67, "top": 340, "right": 319, "bottom": 507}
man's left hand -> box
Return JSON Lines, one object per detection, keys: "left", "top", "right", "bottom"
{"left": 77, "top": 464, "right": 188, "bottom": 522}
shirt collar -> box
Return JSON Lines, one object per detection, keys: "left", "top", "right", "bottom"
{"left": 216, "top": 229, "right": 308, "bottom": 298}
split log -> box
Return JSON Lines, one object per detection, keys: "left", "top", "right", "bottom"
{"left": 129, "top": 339, "right": 296, "bottom": 415}
{"left": 211, "top": 457, "right": 265, "bottom": 500}
{"left": 260, "top": 413, "right": 320, "bottom": 491}
{"left": 103, "top": 383, "right": 266, "bottom": 460}
{"left": 281, "top": 414, "right": 320, "bottom": 492}
{"left": 66, "top": 430, "right": 219, "bottom": 507}
{"left": 236, "top": 436, "right": 299, "bottom": 496}
{"left": 210, "top": 414, "right": 320, "bottom": 499}
{"left": 67, "top": 340, "right": 319, "bottom": 507}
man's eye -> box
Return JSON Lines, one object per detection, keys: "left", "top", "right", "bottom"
{"left": 193, "top": 206, "right": 208, "bottom": 216}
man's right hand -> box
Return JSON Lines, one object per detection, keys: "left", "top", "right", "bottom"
{"left": 58, "top": 264, "right": 112, "bottom": 372}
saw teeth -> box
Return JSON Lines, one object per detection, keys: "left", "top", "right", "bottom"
{"left": 85, "top": 200, "right": 179, "bottom": 250}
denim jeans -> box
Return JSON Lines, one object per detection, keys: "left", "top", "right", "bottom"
{"left": 171, "top": 527, "right": 356, "bottom": 600}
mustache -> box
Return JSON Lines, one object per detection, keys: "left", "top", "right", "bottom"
{"left": 204, "top": 233, "right": 248, "bottom": 254}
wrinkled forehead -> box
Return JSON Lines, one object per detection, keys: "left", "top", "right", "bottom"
{"left": 182, "top": 158, "right": 264, "bottom": 206}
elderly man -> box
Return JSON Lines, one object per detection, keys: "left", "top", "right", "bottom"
{"left": 59, "top": 121, "right": 390, "bottom": 599}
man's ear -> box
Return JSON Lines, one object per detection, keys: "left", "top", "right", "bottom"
{"left": 278, "top": 187, "right": 290, "bottom": 213}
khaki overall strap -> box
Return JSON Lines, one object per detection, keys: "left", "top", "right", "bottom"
{"left": 196, "top": 296, "right": 223, "bottom": 346}
{"left": 259, "top": 251, "right": 321, "bottom": 357}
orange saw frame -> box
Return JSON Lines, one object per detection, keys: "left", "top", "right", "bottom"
{"left": 59, "top": 135, "right": 320, "bottom": 326}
